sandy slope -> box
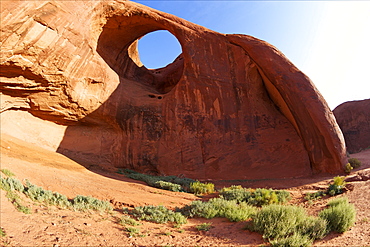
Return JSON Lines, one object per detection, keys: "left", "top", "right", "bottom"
{"left": 1, "top": 134, "right": 369, "bottom": 246}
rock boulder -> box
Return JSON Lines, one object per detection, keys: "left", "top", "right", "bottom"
{"left": 333, "top": 99, "right": 370, "bottom": 154}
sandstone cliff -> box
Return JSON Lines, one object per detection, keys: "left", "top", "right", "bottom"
{"left": 333, "top": 99, "right": 370, "bottom": 154}
{"left": 0, "top": 1, "right": 346, "bottom": 179}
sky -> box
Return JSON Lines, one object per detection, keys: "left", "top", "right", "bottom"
{"left": 133, "top": 1, "right": 370, "bottom": 109}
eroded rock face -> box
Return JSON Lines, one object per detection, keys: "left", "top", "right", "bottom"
{"left": 0, "top": 1, "right": 347, "bottom": 179}
{"left": 333, "top": 99, "right": 370, "bottom": 154}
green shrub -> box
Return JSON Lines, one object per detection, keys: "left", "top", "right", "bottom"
{"left": 182, "top": 198, "right": 256, "bottom": 222}
{"left": 196, "top": 222, "right": 212, "bottom": 231}
{"left": 6, "top": 190, "right": 31, "bottom": 214}
{"left": 269, "top": 232, "right": 313, "bottom": 247}
{"left": 72, "top": 195, "right": 112, "bottom": 211}
{"left": 0, "top": 177, "right": 24, "bottom": 192}
{"left": 120, "top": 215, "right": 141, "bottom": 226}
{"left": 304, "top": 191, "right": 326, "bottom": 201}
{"left": 130, "top": 205, "right": 187, "bottom": 225}
{"left": 124, "top": 169, "right": 195, "bottom": 192}
{"left": 327, "top": 176, "right": 346, "bottom": 196}
{"left": 0, "top": 227, "right": 6, "bottom": 237}
{"left": 154, "top": 181, "right": 182, "bottom": 192}
{"left": 348, "top": 158, "right": 362, "bottom": 169}
{"left": 319, "top": 197, "right": 356, "bottom": 233}
{"left": 0, "top": 169, "right": 15, "bottom": 177}
{"left": 344, "top": 163, "right": 353, "bottom": 173}
{"left": 125, "top": 226, "right": 140, "bottom": 237}
{"left": 190, "top": 181, "right": 215, "bottom": 195}
{"left": 251, "top": 204, "right": 327, "bottom": 245}
{"left": 220, "top": 186, "right": 290, "bottom": 206}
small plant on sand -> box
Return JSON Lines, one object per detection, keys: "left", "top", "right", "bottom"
{"left": 5, "top": 190, "right": 32, "bottom": 214}
{"left": 319, "top": 197, "right": 356, "bottom": 233}
{"left": 120, "top": 215, "right": 141, "bottom": 226}
{"left": 348, "top": 158, "right": 362, "bottom": 169}
{"left": 0, "top": 227, "right": 6, "bottom": 237}
{"left": 130, "top": 205, "right": 187, "bottom": 225}
{"left": 190, "top": 181, "right": 215, "bottom": 196}
{"left": 0, "top": 169, "right": 15, "bottom": 177}
{"left": 304, "top": 190, "right": 326, "bottom": 201}
{"left": 344, "top": 163, "right": 353, "bottom": 173}
{"left": 125, "top": 226, "right": 140, "bottom": 237}
{"left": 327, "top": 176, "right": 346, "bottom": 196}
{"left": 196, "top": 222, "right": 212, "bottom": 231}
{"left": 154, "top": 181, "right": 182, "bottom": 192}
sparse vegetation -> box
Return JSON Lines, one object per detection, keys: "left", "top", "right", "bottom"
{"left": 196, "top": 222, "right": 212, "bottom": 231}
{"left": 220, "top": 186, "right": 291, "bottom": 206}
{"left": 0, "top": 169, "right": 15, "bottom": 177}
{"left": 304, "top": 190, "right": 326, "bottom": 201}
{"left": 250, "top": 204, "right": 327, "bottom": 246}
{"left": 319, "top": 197, "right": 356, "bottom": 233}
{"left": 130, "top": 205, "right": 187, "bottom": 225}
{"left": 120, "top": 215, "right": 142, "bottom": 226}
{"left": 327, "top": 176, "right": 346, "bottom": 196}
{"left": 154, "top": 181, "right": 182, "bottom": 192}
{"left": 0, "top": 227, "right": 6, "bottom": 237}
{"left": 72, "top": 195, "right": 113, "bottom": 211}
{"left": 190, "top": 181, "right": 215, "bottom": 195}
{"left": 348, "top": 157, "right": 362, "bottom": 169}
{"left": 181, "top": 198, "right": 256, "bottom": 222}
{"left": 0, "top": 175, "right": 112, "bottom": 212}
{"left": 344, "top": 163, "right": 353, "bottom": 173}
{"left": 123, "top": 169, "right": 195, "bottom": 192}
{"left": 125, "top": 226, "right": 140, "bottom": 237}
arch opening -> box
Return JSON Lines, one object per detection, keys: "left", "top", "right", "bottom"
{"left": 138, "top": 30, "right": 182, "bottom": 70}
{"left": 97, "top": 15, "right": 185, "bottom": 94}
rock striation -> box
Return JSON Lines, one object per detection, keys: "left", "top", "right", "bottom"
{"left": 333, "top": 99, "right": 370, "bottom": 154}
{"left": 0, "top": 1, "right": 347, "bottom": 179}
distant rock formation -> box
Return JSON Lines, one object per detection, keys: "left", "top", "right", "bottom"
{"left": 0, "top": 1, "right": 346, "bottom": 179}
{"left": 333, "top": 99, "right": 370, "bottom": 154}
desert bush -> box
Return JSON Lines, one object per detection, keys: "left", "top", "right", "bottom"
{"left": 5, "top": 190, "right": 31, "bottom": 214}
{"left": 24, "top": 181, "right": 71, "bottom": 208}
{"left": 190, "top": 181, "right": 215, "bottom": 195}
{"left": 304, "top": 190, "right": 326, "bottom": 201}
{"left": 120, "top": 215, "right": 141, "bottom": 226}
{"left": 196, "top": 222, "right": 212, "bottom": 231}
{"left": 269, "top": 232, "right": 313, "bottom": 247}
{"left": 220, "top": 186, "right": 290, "bottom": 206}
{"left": 0, "top": 227, "right": 6, "bottom": 237}
{"left": 348, "top": 158, "right": 362, "bottom": 169}
{"left": 72, "top": 195, "right": 112, "bottom": 211}
{"left": 344, "top": 163, "right": 353, "bottom": 173}
{"left": 251, "top": 204, "right": 327, "bottom": 245}
{"left": 319, "top": 197, "right": 356, "bottom": 233}
{"left": 123, "top": 169, "right": 195, "bottom": 192}
{"left": 327, "top": 176, "right": 346, "bottom": 196}
{"left": 182, "top": 198, "right": 256, "bottom": 222}
{"left": 130, "top": 205, "right": 187, "bottom": 225}
{"left": 0, "top": 177, "right": 24, "bottom": 192}
{"left": 125, "top": 226, "right": 140, "bottom": 237}
{"left": 0, "top": 169, "right": 15, "bottom": 177}
{"left": 154, "top": 181, "right": 182, "bottom": 192}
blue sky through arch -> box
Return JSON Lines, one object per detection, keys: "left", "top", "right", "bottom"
{"left": 138, "top": 30, "right": 182, "bottom": 69}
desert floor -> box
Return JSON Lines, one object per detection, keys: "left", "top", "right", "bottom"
{"left": 1, "top": 134, "right": 369, "bottom": 246}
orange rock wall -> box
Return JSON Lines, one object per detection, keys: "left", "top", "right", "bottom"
{"left": 0, "top": 1, "right": 346, "bottom": 179}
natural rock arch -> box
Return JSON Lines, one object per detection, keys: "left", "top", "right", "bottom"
{"left": 0, "top": 1, "right": 347, "bottom": 180}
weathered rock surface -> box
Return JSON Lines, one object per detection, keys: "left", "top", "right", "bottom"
{"left": 333, "top": 99, "right": 370, "bottom": 154}
{"left": 0, "top": 1, "right": 346, "bottom": 179}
